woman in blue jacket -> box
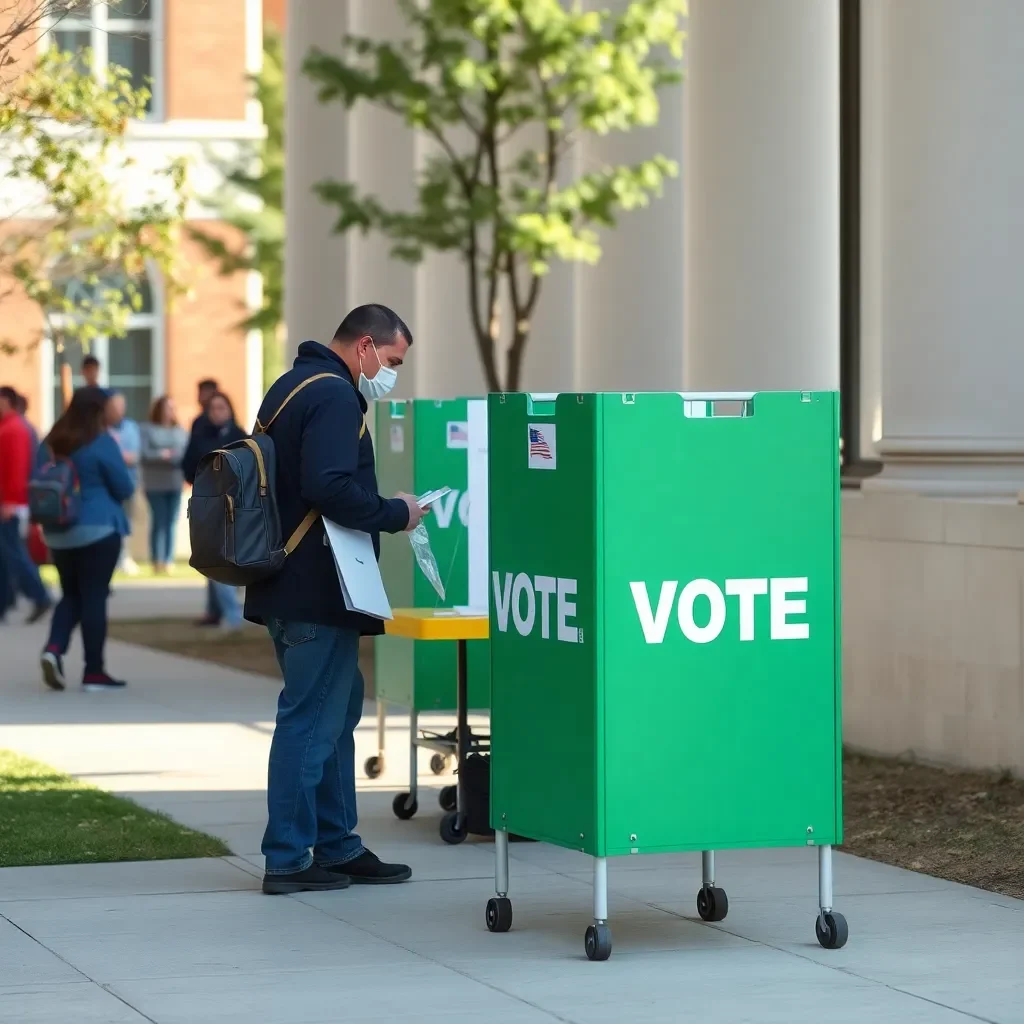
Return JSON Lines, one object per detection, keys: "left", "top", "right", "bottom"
{"left": 40, "top": 387, "right": 134, "bottom": 692}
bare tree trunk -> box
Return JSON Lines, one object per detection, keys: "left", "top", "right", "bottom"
{"left": 59, "top": 360, "right": 72, "bottom": 411}
{"left": 504, "top": 326, "right": 528, "bottom": 393}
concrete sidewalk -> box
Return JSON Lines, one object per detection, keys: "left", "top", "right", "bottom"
{"left": 1, "top": 612, "right": 1022, "bottom": 1023}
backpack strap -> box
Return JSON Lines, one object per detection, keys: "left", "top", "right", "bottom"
{"left": 253, "top": 371, "right": 368, "bottom": 556}
{"left": 285, "top": 509, "right": 319, "bottom": 555}
{"left": 254, "top": 372, "right": 339, "bottom": 434}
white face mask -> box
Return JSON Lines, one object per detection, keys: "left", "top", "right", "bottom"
{"left": 358, "top": 341, "right": 398, "bottom": 400}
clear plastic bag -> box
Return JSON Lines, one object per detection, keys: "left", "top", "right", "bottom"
{"left": 408, "top": 522, "right": 445, "bottom": 600}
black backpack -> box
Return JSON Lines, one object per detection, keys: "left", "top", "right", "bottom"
{"left": 188, "top": 372, "right": 359, "bottom": 586}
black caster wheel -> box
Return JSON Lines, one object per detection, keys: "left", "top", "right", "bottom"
{"left": 391, "top": 792, "right": 418, "bottom": 820}
{"left": 815, "top": 911, "right": 849, "bottom": 950}
{"left": 696, "top": 885, "right": 729, "bottom": 922}
{"left": 430, "top": 753, "right": 450, "bottom": 775}
{"left": 584, "top": 923, "right": 612, "bottom": 962}
{"left": 364, "top": 755, "right": 384, "bottom": 779}
{"left": 438, "top": 785, "right": 457, "bottom": 812}
{"left": 440, "top": 811, "right": 466, "bottom": 845}
{"left": 485, "top": 897, "right": 513, "bottom": 933}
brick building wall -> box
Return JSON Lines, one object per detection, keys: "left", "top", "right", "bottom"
{"left": 166, "top": 0, "right": 248, "bottom": 121}
{"left": 166, "top": 223, "right": 251, "bottom": 430}
{"left": 263, "top": 0, "right": 286, "bottom": 32}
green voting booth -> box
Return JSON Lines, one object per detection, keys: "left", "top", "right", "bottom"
{"left": 371, "top": 399, "right": 490, "bottom": 818}
{"left": 483, "top": 391, "right": 846, "bottom": 961}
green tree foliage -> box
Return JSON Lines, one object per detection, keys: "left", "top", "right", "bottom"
{"left": 0, "top": 44, "right": 189, "bottom": 357}
{"left": 305, "top": 0, "right": 685, "bottom": 391}
{"left": 190, "top": 26, "right": 284, "bottom": 388}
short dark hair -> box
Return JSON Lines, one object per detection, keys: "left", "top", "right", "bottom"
{"left": 198, "top": 378, "right": 218, "bottom": 392}
{"left": 82, "top": 355, "right": 100, "bottom": 369}
{"left": 333, "top": 304, "right": 413, "bottom": 348}
{"left": 0, "top": 386, "right": 17, "bottom": 405}
{"left": 14, "top": 394, "right": 27, "bottom": 415}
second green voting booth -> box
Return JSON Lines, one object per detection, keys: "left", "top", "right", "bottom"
{"left": 371, "top": 399, "right": 490, "bottom": 815}
{"left": 482, "top": 391, "right": 846, "bottom": 961}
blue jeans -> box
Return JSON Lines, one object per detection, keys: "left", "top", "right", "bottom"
{"left": 262, "top": 620, "right": 366, "bottom": 875}
{"left": 145, "top": 490, "right": 182, "bottom": 565}
{"left": 46, "top": 533, "right": 121, "bottom": 674}
{"left": 0, "top": 518, "right": 48, "bottom": 608}
{"left": 208, "top": 579, "right": 243, "bottom": 628}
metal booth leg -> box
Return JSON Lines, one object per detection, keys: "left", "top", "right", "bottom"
{"left": 389, "top": 706, "right": 419, "bottom": 821}
{"left": 408, "top": 707, "right": 419, "bottom": 806}
{"left": 485, "top": 830, "right": 513, "bottom": 933}
{"left": 376, "top": 699, "right": 387, "bottom": 765}
{"left": 584, "top": 858, "right": 612, "bottom": 961}
{"left": 363, "top": 700, "right": 387, "bottom": 779}
{"left": 696, "top": 850, "right": 729, "bottom": 923}
{"left": 814, "top": 845, "right": 849, "bottom": 949}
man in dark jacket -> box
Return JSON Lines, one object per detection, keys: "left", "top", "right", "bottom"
{"left": 246, "top": 303, "right": 425, "bottom": 895}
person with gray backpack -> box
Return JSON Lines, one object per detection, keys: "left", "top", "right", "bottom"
{"left": 189, "top": 303, "right": 426, "bottom": 894}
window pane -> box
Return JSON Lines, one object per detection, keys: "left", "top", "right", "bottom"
{"left": 108, "top": 30, "right": 152, "bottom": 109}
{"left": 115, "top": 386, "right": 152, "bottom": 424}
{"left": 52, "top": 29, "right": 91, "bottom": 72}
{"left": 109, "top": 0, "right": 152, "bottom": 20}
{"left": 108, "top": 328, "right": 152, "bottom": 379}
{"left": 133, "top": 277, "right": 153, "bottom": 314}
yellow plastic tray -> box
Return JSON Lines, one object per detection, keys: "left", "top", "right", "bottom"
{"left": 384, "top": 608, "right": 489, "bottom": 642}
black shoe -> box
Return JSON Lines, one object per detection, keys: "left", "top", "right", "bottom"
{"left": 331, "top": 850, "right": 412, "bottom": 885}
{"left": 41, "top": 650, "right": 65, "bottom": 691}
{"left": 26, "top": 601, "right": 52, "bottom": 625}
{"left": 262, "top": 864, "right": 352, "bottom": 895}
{"left": 82, "top": 673, "right": 127, "bottom": 692}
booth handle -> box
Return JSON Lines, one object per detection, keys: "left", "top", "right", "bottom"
{"left": 527, "top": 393, "right": 558, "bottom": 416}
{"left": 679, "top": 392, "right": 756, "bottom": 419}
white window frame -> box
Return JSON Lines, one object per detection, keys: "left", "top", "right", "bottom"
{"left": 44, "top": 0, "right": 165, "bottom": 122}
{"left": 39, "top": 268, "right": 165, "bottom": 430}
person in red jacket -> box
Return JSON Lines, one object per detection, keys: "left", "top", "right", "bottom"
{"left": 0, "top": 387, "right": 51, "bottom": 623}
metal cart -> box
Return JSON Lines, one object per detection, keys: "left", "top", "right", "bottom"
{"left": 383, "top": 609, "right": 489, "bottom": 844}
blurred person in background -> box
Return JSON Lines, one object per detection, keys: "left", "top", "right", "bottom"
{"left": 0, "top": 386, "right": 51, "bottom": 624}
{"left": 13, "top": 393, "right": 40, "bottom": 462}
{"left": 81, "top": 355, "right": 101, "bottom": 390}
{"left": 189, "top": 378, "right": 220, "bottom": 442}
{"left": 106, "top": 391, "right": 141, "bottom": 576}
{"left": 142, "top": 396, "right": 188, "bottom": 574}
{"left": 39, "top": 387, "right": 133, "bottom": 692}
{"left": 183, "top": 391, "right": 246, "bottom": 633}
{"left": 185, "top": 379, "right": 221, "bottom": 621}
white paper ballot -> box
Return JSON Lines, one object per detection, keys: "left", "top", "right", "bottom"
{"left": 323, "top": 519, "right": 393, "bottom": 620}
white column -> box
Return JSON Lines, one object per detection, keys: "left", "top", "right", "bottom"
{"left": 683, "top": 0, "right": 840, "bottom": 392}
{"left": 284, "top": 0, "right": 350, "bottom": 355}
{"left": 863, "top": 0, "right": 1024, "bottom": 497}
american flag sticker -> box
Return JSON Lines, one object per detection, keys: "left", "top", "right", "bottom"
{"left": 446, "top": 421, "right": 468, "bottom": 449}
{"left": 527, "top": 423, "right": 556, "bottom": 470}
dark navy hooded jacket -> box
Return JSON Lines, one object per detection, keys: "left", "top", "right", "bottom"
{"left": 243, "top": 341, "right": 410, "bottom": 633}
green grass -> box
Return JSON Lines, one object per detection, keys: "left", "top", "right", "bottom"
{"left": 40, "top": 559, "right": 201, "bottom": 588}
{"left": 0, "top": 749, "right": 230, "bottom": 868}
